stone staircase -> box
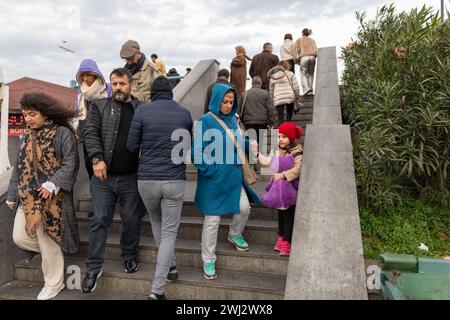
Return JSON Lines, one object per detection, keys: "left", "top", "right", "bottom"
{"left": 0, "top": 95, "right": 315, "bottom": 300}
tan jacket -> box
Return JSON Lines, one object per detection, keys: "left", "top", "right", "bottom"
{"left": 132, "top": 58, "right": 162, "bottom": 102}
{"left": 258, "top": 144, "right": 303, "bottom": 182}
{"left": 294, "top": 36, "right": 318, "bottom": 59}
{"left": 268, "top": 66, "right": 300, "bottom": 107}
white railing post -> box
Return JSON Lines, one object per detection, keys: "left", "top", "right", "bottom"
{"left": 0, "top": 68, "right": 11, "bottom": 175}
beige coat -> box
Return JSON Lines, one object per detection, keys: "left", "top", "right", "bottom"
{"left": 294, "top": 36, "right": 318, "bottom": 59}
{"left": 258, "top": 144, "right": 303, "bottom": 182}
{"left": 132, "top": 58, "right": 162, "bottom": 102}
{"left": 280, "top": 39, "right": 295, "bottom": 61}
{"left": 268, "top": 66, "right": 300, "bottom": 107}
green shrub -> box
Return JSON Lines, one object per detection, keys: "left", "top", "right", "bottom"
{"left": 341, "top": 4, "right": 450, "bottom": 212}
{"left": 360, "top": 198, "right": 449, "bottom": 259}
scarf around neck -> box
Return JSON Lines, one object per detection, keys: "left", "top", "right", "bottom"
{"left": 74, "top": 78, "right": 108, "bottom": 127}
{"left": 124, "top": 53, "right": 146, "bottom": 76}
{"left": 17, "top": 120, "right": 64, "bottom": 246}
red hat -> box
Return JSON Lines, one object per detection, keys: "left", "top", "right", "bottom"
{"left": 279, "top": 122, "right": 303, "bottom": 142}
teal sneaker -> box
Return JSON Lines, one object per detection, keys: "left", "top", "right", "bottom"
{"left": 227, "top": 235, "right": 249, "bottom": 252}
{"left": 203, "top": 262, "right": 217, "bottom": 280}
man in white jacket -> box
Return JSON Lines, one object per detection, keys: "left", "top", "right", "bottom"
{"left": 280, "top": 33, "right": 296, "bottom": 74}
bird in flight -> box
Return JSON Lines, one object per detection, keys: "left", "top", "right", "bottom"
{"left": 59, "top": 41, "right": 75, "bottom": 53}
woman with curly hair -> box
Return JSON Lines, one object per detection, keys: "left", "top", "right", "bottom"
{"left": 6, "top": 92, "right": 80, "bottom": 300}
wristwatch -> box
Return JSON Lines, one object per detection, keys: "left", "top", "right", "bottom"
{"left": 92, "top": 158, "right": 100, "bottom": 165}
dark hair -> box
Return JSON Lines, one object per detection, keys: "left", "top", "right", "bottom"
{"left": 20, "top": 92, "right": 76, "bottom": 133}
{"left": 284, "top": 33, "right": 293, "bottom": 40}
{"left": 302, "top": 28, "right": 311, "bottom": 36}
{"left": 218, "top": 69, "right": 230, "bottom": 78}
{"left": 110, "top": 68, "right": 133, "bottom": 83}
{"left": 263, "top": 42, "right": 273, "bottom": 50}
{"left": 151, "top": 53, "right": 158, "bottom": 59}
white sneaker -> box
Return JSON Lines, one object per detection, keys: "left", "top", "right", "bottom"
{"left": 37, "top": 283, "right": 65, "bottom": 300}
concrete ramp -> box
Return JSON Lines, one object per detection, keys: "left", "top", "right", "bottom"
{"left": 284, "top": 47, "right": 368, "bottom": 300}
{"left": 173, "top": 59, "right": 219, "bottom": 121}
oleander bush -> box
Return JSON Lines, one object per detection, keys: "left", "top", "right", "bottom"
{"left": 341, "top": 4, "right": 450, "bottom": 213}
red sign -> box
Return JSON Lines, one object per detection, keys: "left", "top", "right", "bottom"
{"left": 2, "top": 114, "right": 26, "bottom": 136}
{"left": 9, "top": 127, "right": 26, "bottom": 136}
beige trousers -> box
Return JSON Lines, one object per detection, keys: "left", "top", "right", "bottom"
{"left": 13, "top": 207, "right": 64, "bottom": 292}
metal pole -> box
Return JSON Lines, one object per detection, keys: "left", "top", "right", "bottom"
{"left": 442, "top": 0, "right": 445, "bottom": 19}
{"left": 0, "top": 68, "right": 11, "bottom": 174}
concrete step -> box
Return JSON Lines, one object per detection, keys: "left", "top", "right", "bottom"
{"left": 0, "top": 280, "right": 147, "bottom": 300}
{"left": 78, "top": 198, "right": 278, "bottom": 221}
{"left": 14, "top": 256, "right": 286, "bottom": 300}
{"left": 76, "top": 234, "right": 288, "bottom": 276}
{"left": 76, "top": 212, "right": 278, "bottom": 246}
{"left": 299, "top": 94, "right": 314, "bottom": 103}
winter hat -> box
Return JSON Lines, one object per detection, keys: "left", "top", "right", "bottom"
{"left": 279, "top": 122, "right": 303, "bottom": 142}
{"left": 120, "top": 40, "right": 140, "bottom": 59}
{"left": 151, "top": 76, "right": 173, "bottom": 93}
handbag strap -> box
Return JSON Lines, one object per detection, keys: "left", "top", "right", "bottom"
{"left": 282, "top": 70, "right": 300, "bottom": 100}
{"left": 207, "top": 112, "right": 247, "bottom": 165}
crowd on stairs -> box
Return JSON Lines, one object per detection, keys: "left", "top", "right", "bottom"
{"left": 4, "top": 27, "right": 317, "bottom": 300}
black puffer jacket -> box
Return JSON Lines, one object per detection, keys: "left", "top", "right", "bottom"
{"left": 127, "top": 91, "right": 193, "bottom": 181}
{"left": 83, "top": 97, "right": 143, "bottom": 168}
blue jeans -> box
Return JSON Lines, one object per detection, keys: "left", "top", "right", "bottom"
{"left": 85, "top": 174, "right": 146, "bottom": 273}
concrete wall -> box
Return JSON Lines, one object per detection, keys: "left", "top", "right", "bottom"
{"left": 284, "top": 47, "right": 368, "bottom": 300}
{"left": 173, "top": 59, "right": 219, "bottom": 121}
{"left": 0, "top": 172, "right": 27, "bottom": 285}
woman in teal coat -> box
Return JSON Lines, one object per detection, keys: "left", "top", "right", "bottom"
{"left": 192, "top": 83, "right": 260, "bottom": 280}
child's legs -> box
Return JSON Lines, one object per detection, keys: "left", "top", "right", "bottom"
{"left": 283, "top": 206, "right": 296, "bottom": 244}
{"left": 277, "top": 210, "right": 285, "bottom": 237}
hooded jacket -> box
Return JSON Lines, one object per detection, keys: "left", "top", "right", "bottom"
{"left": 192, "top": 83, "right": 260, "bottom": 215}
{"left": 127, "top": 79, "right": 193, "bottom": 181}
{"left": 75, "top": 59, "right": 111, "bottom": 113}
{"left": 230, "top": 46, "right": 250, "bottom": 98}
{"left": 268, "top": 66, "right": 300, "bottom": 107}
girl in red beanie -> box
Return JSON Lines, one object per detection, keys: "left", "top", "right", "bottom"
{"left": 254, "top": 121, "right": 303, "bottom": 256}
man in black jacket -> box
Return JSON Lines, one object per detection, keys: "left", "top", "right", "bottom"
{"left": 81, "top": 68, "right": 146, "bottom": 293}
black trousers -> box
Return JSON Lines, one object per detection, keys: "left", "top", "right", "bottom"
{"left": 244, "top": 123, "right": 267, "bottom": 144}
{"left": 287, "top": 59, "right": 296, "bottom": 74}
{"left": 278, "top": 206, "right": 296, "bottom": 244}
{"left": 276, "top": 103, "right": 294, "bottom": 127}
{"left": 85, "top": 174, "right": 146, "bottom": 273}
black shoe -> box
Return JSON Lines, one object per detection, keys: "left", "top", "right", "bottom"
{"left": 167, "top": 266, "right": 178, "bottom": 282}
{"left": 81, "top": 270, "right": 102, "bottom": 293}
{"left": 87, "top": 210, "right": 94, "bottom": 218}
{"left": 124, "top": 258, "right": 139, "bottom": 273}
{"left": 148, "top": 293, "right": 167, "bottom": 300}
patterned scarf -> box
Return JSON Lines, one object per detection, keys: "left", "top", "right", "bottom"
{"left": 17, "top": 120, "right": 64, "bottom": 246}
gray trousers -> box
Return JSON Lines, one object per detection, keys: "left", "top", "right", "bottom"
{"left": 202, "top": 187, "right": 251, "bottom": 263}
{"left": 138, "top": 180, "right": 186, "bottom": 295}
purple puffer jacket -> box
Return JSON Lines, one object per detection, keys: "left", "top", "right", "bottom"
{"left": 262, "top": 155, "right": 299, "bottom": 209}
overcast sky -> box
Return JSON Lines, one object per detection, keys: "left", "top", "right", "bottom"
{"left": 0, "top": 0, "right": 443, "bottom": 86}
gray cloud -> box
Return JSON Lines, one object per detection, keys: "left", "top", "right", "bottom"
{"left": 0, "top": 0, "right": 439, "bottom": 86}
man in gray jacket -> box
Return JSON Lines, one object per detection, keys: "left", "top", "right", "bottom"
{"left": 238, "top": 76, "right": 274, "bottom": 144}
